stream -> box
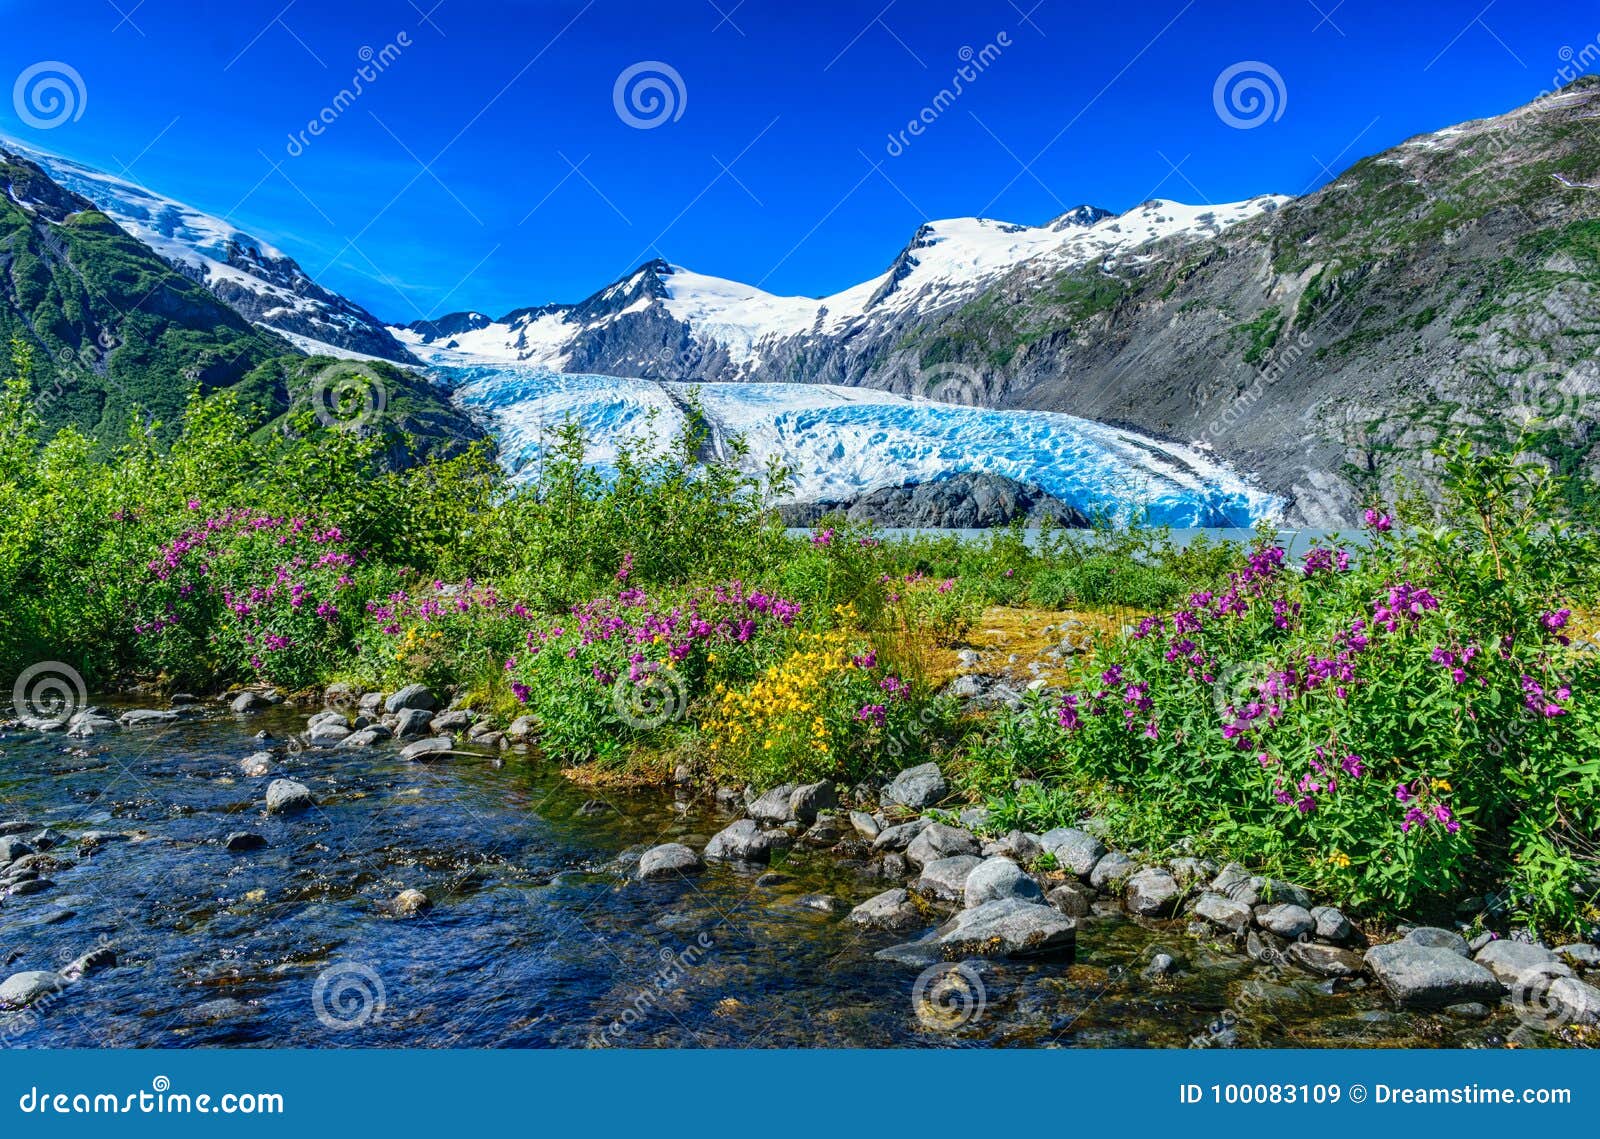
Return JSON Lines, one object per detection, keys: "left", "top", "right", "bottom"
{"left": 0, "top": 702, "right": 1554, "bottom": 1048}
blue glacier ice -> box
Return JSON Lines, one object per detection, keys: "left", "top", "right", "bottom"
{"left": 444, "top": 364, "right": 1280, "bottom": 528}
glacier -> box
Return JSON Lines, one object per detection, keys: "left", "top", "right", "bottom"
{"left": 444, "top": 363, "right": 1280, "bottom": 528}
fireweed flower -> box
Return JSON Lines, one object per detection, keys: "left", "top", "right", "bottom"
{"left": 1364, "top": 508, "right": 1394, "bottom": 532}
{"left": 855, "top": 704, "right": 887, "bottom": 727}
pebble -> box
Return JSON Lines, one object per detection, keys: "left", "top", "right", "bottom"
{"left": 394, "top": 889, "right": 432, "bottom": 916}
{"left": 264, "top": 779, "right": 315, "bottom": 814}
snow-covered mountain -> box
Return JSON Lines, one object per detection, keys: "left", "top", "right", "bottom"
{"left": 445, "top": 363, "right": 1277, "bottom": 527}
{"left": 395, "top": 195, "right": 1287, "bottom": 387}
{"left": 1, "top": 135, "right": 416, "bottom": 363}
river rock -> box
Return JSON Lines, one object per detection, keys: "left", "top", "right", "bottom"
{"left": 506, "top": 715, "right": 537, "bottom": 741}
{"left": 8, "top": 878, "right": 53, "bottom": 896}
{"left": 1544, "top": 976, "right": 1600, "bottom": 1025}
{"left": 788, "top": 782, "right": 837, "bottom": 825}
{"left": 265, "top": 779, "right": 315, "bottom": 814}
{"left": 120, "top": 708, "right": 179, "bottom": 727}
{"left": 1038, "top": 827, "right": 1105, "bottom": 877}
{"left": 63, "top": 947, "right": 116, "bottom": 978}
{"left": 78, "top": 830, "right": 129, "bottom": 853}
{"left": 306, "top": 723, "right": 352, "bottom": 747}
{"left": 28, "top": 828, "right": 64, "bottom": 851}
{"left": 1259, "top": 879, "right": 1314, "bottom": 908}
{"left": 1473, "top": 940, "right": 1569, "bottom": 985}
{"left": 392, "top": 708, "right": 434, "bottom": 739}
{"left": 914, "top": 855, "right": 984, "bottom": 902}
{"left": 964, "top": 856, "right": 1042, "bottom": 908}
{"left": 0, "top": 836, "right": 33, "bottom": 866}
{"left": 1287, "top": 941, "right": 1366, "bottom": 978}
{"left": 638, "top": 843, "right": 703, "bottom": 880}
{"left": 933, "top": 897, "right": 1077, "bottom": 960}
{"left": 1257, "top": 903, "right": 1316, "bottom": 939}
{"left": 1194, "top": 892, "right": 1252, "bottom": 934}
{"left": 905, "top": 824, "right": 980, "bottom": 868}
{"left": 983, "top": 830, "right": 1042, "bottom": 863}
{"left": 1310, "top": 905, "right": 1355, "bottom": 944}
{"left": 1365, "top": 942, "right": 1505, "bottom": 1008}
{"left": 385, "top": 684, "right": 437, "bottom": 714}
{"left": 849, "top": 810, "right": 881, "bottom": 839}
{"left": 1555, "top": 943, "right": 1600, "bottom": 968}
{"left": 1168, "top": 856, "right": 1216, "bottom": 888}
{"left": 748, "top": 784, "right": 800, "bottom": 824}
{"left": 1089, "top": 852, "right": 1137, "bottom": 890}
{"left": 394, "top": 889, "right": 431, "bottom": 916}
{"left": 1047, "top": 882, "right": 1094, "bottom": 917}
{"left": 880, "top": 762, "right": 946, "bottom": 810}
{"left": 358, "top": 692, "right": 386, "bottom": 717}
{"left": 231, "top": 691, "right": 271, "bottom": 713}
{"left": 1402, "top": 926, "right": 1470, "bottom": 957}
{"left": 339, "top": 728, "right": 387, "bottom": 748}
{"left": 431, "top": 709, "right": 472, "bottom": 733}
{"left": 399, "top": 735, "right": 452, "bottom": 762}
{"left": 871, "top": 818, "right": 930, "bottom": 852}
{"left": 0, "top": 970, "right": 66, "bottom": 1009}
{"left": 307, "top": 709, "right": 347, "bottom": 731}
{"left": 240, "top": 751, "right": 276, "bottom": 777}
{"left": 796, "top": 893, "right": 846, "bottom": 914}
{"left": 704, "top": 820, "right": 790, "bottom": 863}
{"left": 801, "top": 813, "right": 848, "bottom": 846}
{"left": 1125, "top": 866, "right": 1181, "bottom": 917}
{"left": 849, "top": 887, "right": 925, "bottom": 931}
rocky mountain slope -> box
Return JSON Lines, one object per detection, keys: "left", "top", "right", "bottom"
{"left": 0, "top": 149, "right": 481, "bottom": 463}
{"left": 406, "top": 80, "right": 1600, "bottom": 522}
{"left": 1, "top": 135, "right": 416, "bottom": 364}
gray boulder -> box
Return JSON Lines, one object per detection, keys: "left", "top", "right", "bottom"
{"left": 1038, "top": 827, "right": 1106, "bottom": 877}
{"left": 748, "top": 784, "right": 800, "bottom": 825}
{"left": 0, "top": 970, "right": 66, "bottom": 1009}
{"left": 1047, "top": 882, "right": 1094, "bottom": 917}
{"left": 1257, "top": 903, "right": 1316, "bottom": 939}
{"left": 1474, "top": 939, "right": 1569, "bottom": 985}
{"left": 1089, "top": 851, "right": 1137, "bottom": 890}
{"left": 704, "top": 820, "right": 791, "bottom": 863}
{"left": 871, "top": 817, "right": 931, "bottom": 852}
{"left": 1287, "top": 941, "right": 1366, "bottom": 978}
{"left": 905, "top": 824, "right": 980, "bottom": 869}
{"left": 224, "top": 831, "right": 267, "bottom": 852}
{"left": 914, "top": 855, "right": 984, "bottom": 903}
{"left": 1543, "top": 976, "right": 1600, "bottom": 1026}
{"left": 339, "top": 727, "right": 389, "bottom": 748}
{"left": 392, "top": 708, "right": 434, "bottom": 739}
{"left": 1124, "top": 867, "right": 1181, "bottom": 917}
{"left": 385, "top": 684, "right": 437, "bottom": 714}
{"left": 848, "top": 887, "right": 925, "bottom": 931}
{"left": 1366, "top": 941, "right": 1505, "bottom": 1008}
{"left": 306, "top": 723, "right": 352, "bottom": 747}
{"left": 264, "top": 779, "right": 315, "bottom": 814}
{"left": 934, "top": 897, "right": 1077, "bottom": 959}
{"left": 849, "top": 810, "right": 882, "bottom": 839}
{"left": 1194, "top": 892, "right": 1252, "bottom": 933}
{"left": 1310, "top": 905, "right": 1355, "bottom": 944}
{"left": 788, "top": 782, "right": 838, "bottom": 825}
{"left": 1555, "top": 943, "right": 1600, "bottom": 968}
{"left": 1402, "top": 926, "right": 1470, "bottom": 957}
{"left": 983, "top": 830, "right": 1042, "bottom": 863}
{"left": 0, "top": 836, "right": 33, "bottom": 866}
{"left": 231, "top": 691, "right": 271, "bottom": 713}
{"left": 964, "top": 857, "right": 1043, "bottom": 908}
{"left": 400, "top": 735, "right": 454, "bottom": 762}
{"left": 880, "top": 763, "right": 947, "bottom": 810}
{"left": 638, "top": 843, "right": 703, "bottom": 880}
{"left": 120, "top": 708, "right": 179, "bottom": 727}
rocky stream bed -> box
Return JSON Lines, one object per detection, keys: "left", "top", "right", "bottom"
{"left": 0, "top": 691, "right": 1595, "bottom": 1048}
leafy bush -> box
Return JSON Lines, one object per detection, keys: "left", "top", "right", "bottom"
{"left": 1024, "top": 442, "right": 1600, "bottom": 931}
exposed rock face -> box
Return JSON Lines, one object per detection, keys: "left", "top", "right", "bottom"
{"left": 778, "top": 472, "right": 1089, "bottom": 529}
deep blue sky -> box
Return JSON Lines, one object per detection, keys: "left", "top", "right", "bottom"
{"left": 1, "top": 0, "right": 1594, "bottom": 322}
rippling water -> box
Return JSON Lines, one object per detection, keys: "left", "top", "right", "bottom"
{"left": 0, "top": 704, "right": 1546, "bottom": 1048}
